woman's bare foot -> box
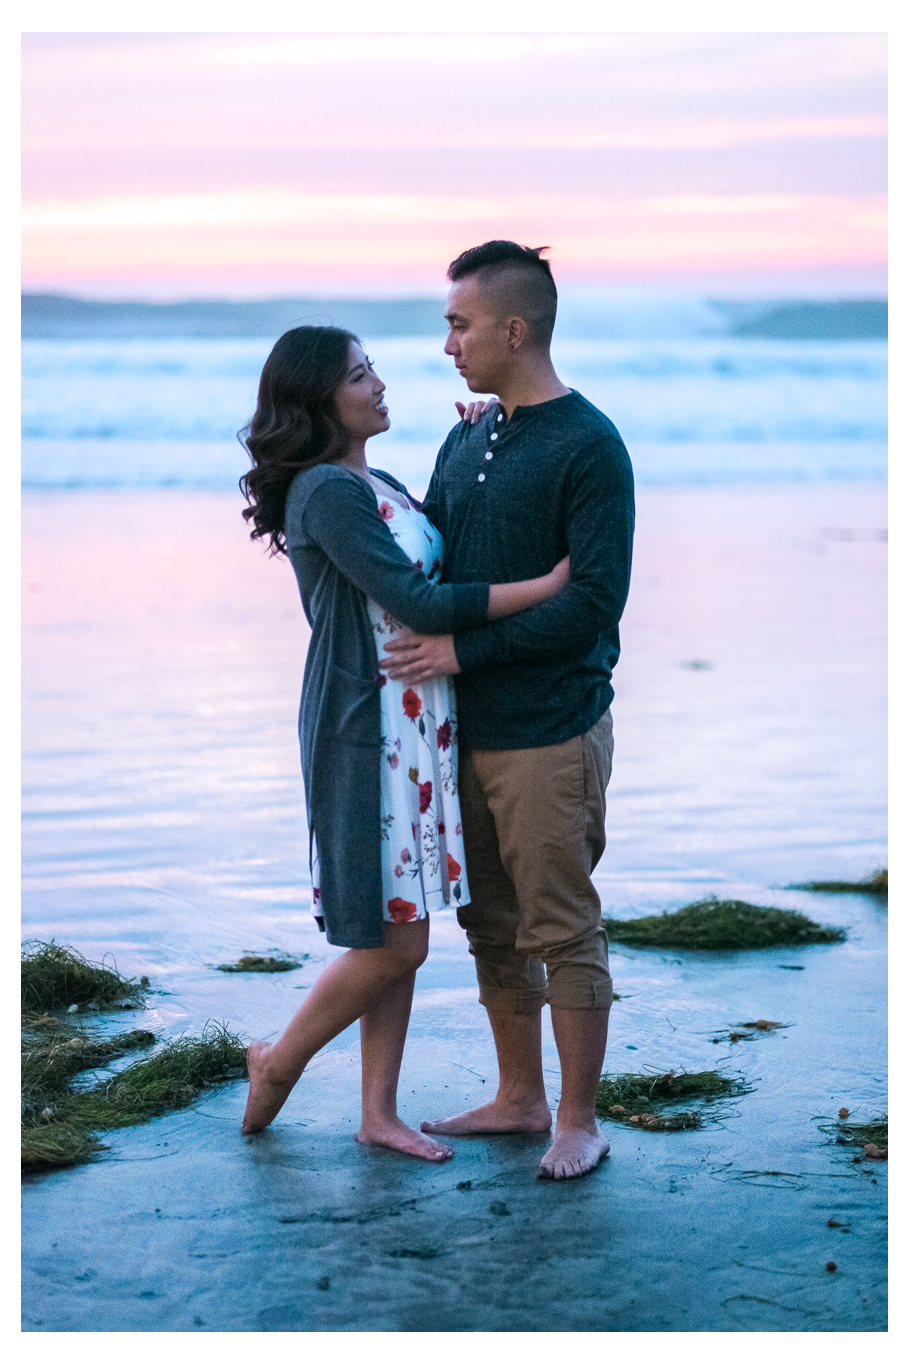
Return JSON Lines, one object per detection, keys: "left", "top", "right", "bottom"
{"left": 241, "top": 1042, "right": 297, "bottom": 1135}
{"left": 537, "top": 1125, "right": 610, "bottom": 1180}
{"left": 357, "top": 1116, "right": 454, "bottom": 1162}
{"left": 421, "top": 1097, "right": 553, "bottom": 1137}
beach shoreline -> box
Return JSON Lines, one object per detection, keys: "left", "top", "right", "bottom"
{"left": 22, "top": 480, "right": 886, "bottom": 1331}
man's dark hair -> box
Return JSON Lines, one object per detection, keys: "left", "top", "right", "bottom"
{"left": 447, "top": 240, "right": 557, "bottom": 347}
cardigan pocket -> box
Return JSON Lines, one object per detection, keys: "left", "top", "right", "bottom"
{"left": 325, "top": 665, "right": 380, "bottom": 747}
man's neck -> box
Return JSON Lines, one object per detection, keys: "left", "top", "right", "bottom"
{"left": 494, "top": 356, "right": 571, "bottom": 419}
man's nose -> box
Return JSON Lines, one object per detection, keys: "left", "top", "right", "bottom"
{"left": 444, "top": 333, "right": 457, "bottom": 355}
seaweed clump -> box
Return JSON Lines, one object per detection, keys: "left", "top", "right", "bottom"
{"left": 823, "top": 1113, "right": 888, "bottom": 1162}
{"left": 216, "top": 954, "right": 305, "bottom": 973}
{"left": 22, "top": 1028, "right": 156, "bottom": 1110}
{"left": 21, "top": 940, "right": 146, "bottom": 1013}
{"left": 793, "top": 869, "right": 887, "bottom": 898}
{"left": 22, "top": 1019, "right": 247, "bottom": 1173}
{"left": 62, "top": 1025, "right": 247, "bottom": 1130}
{"left": 602, "top": 896, "right": 845, "bottom": 950}
{"left": 595, "top": 1069, "right": 749, "bottom": 1130}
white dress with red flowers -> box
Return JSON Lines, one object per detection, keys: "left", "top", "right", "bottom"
{"left": 311, "top": 481, "right": 469, "bottom": 926}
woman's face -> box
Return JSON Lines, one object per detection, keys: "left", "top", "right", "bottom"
{"left": 333, "top": 342, "right": 389, "bottom": 444}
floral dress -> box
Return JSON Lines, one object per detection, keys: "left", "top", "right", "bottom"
{"left": 311, "top": 479, "right": 469, "bottom": 925}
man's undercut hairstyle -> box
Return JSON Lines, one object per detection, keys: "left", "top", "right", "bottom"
{"left": 447, "top": 240, "right": 558, "bottom": 347}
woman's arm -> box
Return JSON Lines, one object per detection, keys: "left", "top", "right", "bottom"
{"left": 297, "top": 472, "right": 489, "bottom": 635}
{"left": 487, "top": 557, "right": 570, "bottom": 620}
{"left": 296, "top": 469, "right": 569, "bottom": 634}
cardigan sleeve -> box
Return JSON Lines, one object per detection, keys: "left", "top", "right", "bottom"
{"left": 298, "top": 472, "right": 490, "bottom": 635}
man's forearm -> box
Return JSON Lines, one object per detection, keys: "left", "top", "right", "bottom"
{"left": 453, "top": 577, "right": 626, "bottom": 673}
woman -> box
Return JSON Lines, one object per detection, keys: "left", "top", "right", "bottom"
{"left": 238, "top": 326, "right": 568, "bottom": 1160}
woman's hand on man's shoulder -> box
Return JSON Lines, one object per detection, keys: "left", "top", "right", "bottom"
{"left": 455, "top": 399, "right": 498, "bottom": 425}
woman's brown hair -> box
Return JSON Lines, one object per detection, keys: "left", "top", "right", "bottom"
{"left": 239, "top": 325, "right": 358, "bottom": 553}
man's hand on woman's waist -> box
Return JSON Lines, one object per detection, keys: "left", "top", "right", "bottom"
{"left": 380, "top": 632, "right": 460, "bottom": 683}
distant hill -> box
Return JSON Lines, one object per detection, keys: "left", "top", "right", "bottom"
{"left": 21, "top": 293, "right": 887, "bottom": 341}
{"left": 725, "top": 300, "right": 887, "bottom": 340}
{"left": 21, "top": 295, "right": 447, "bottom": 339}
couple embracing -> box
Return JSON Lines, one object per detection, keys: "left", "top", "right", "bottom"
{"left": 239, "top": 240, "right": 634, "bottom": 1182}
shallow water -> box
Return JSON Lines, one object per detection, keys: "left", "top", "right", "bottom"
{"left": 21, "top": 480, "right": 886, "bottom": 1332}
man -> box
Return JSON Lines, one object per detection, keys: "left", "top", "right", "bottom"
{"left": 382, "top": 240, "right": 634, "bottom": 1180}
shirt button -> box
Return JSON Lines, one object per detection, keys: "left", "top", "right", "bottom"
{"left": 491, "top": 432, "right": 498, "bottom": 440}
{"left": 477, "top": 473, "right": 486, "bottom": 482}
{"left": 496, "top": 413, "right": 503, "bottom": 422}
{"left": 485, "top": 452, "right": 493, "bottom": 460}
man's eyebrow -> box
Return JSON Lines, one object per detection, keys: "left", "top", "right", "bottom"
{"left": 444, "top": 309, "right": 466, "bottom": 322}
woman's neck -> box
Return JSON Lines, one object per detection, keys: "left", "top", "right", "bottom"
{"left": 336, "top": 443, "right": 369, "bottom": 475}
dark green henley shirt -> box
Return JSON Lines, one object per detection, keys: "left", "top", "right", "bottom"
{"left": 422, "top": 389, "right": 635, "bottom": 750}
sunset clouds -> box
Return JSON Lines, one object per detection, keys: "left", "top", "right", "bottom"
{"left": 21, "top": 31, "right": 887, "bottom": 296}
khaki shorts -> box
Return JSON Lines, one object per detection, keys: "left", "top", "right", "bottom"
{"left": 456, "top": 708, "right": 614, "bottom": 1013}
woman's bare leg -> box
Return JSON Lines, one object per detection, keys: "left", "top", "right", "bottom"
{"left": 242, "top": 921, "right": 432, "bottom": 1138}
{"left": 357, "top": 945, "right": 454, "bottom": 1161}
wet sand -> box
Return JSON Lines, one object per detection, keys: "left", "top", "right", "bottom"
{"left": 22, "top": 481, "right": 886, "bottom": 1332}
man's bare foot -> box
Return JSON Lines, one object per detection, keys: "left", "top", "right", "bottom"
{"left": 420, "top": 1098, "right": 553, "bottom": 1137}
{"left": 241, "top": 1042, "right": 297, "bottom": 1135}
{"left": 357, "top": 1116, "right": 454, "bottom": 1162}
{"left": 537, "top": 1125, "right": 610, "bottom": 1180}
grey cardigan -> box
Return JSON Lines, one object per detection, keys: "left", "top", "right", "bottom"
{"left": 284, "top": 463, "right": 490, "bottom": 948}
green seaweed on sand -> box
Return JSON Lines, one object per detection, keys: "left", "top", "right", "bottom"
{"left": 21, "top": 1121, "right": 105, "bottom": 1171}
{"left": 22, "top": 1022, "right": 248, "bottom": 1173}
{"left": 602, "top": 896, "right": 845, "bottom": 950}
{"left": 791, "top": 869, "right": 887, "bottom": 898}
{"left": 595, "top": 1069, "right": 750, "bottom": 1130}
{"left": 22, "top": 1027, "right": 156, "bottom": 1116}
{"left": 21, "top": 939, "right": 146, "bottom": 1012}
{"left": 820, "top": 1113, "right": 888, "bottom": 1161}
{"left": 216, "top": 954, "right": 306, "bottom": 973}
{"left": 60, "top": 1024, "right": 248, "bottom": 1130}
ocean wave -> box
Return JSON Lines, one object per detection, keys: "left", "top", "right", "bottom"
{"left": 21, "top": 335, "right": 887, "bottom": 448}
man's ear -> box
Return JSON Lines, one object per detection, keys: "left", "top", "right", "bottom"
{"left": 507, "top": 316, "right": 530, "bottom": 351}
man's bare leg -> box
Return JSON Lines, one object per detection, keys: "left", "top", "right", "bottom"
{"left": 537, "top": 1005, "right": 611, "bottom": 1180}
{"left": 421, "top": 1008, "right": 552, "bottom": 1135}
{"left": 357, "top": 968, "right": 454, "bottom": 1161}
{"left": 242, "top": 922, "right": 427, "bottom": 1135}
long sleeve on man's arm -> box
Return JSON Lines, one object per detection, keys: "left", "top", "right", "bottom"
{"left": 452, "top": 442, "right": 634, "bottom": 672}
{"left": 300, "top": 475, "right": 490, "bottom": 635}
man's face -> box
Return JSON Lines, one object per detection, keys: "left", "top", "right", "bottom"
{"left": 444, "top": 277, "right": 512, "bottom": 394}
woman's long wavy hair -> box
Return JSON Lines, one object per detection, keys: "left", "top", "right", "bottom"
{"left": 239, "top": 325, "right": 359, "bottom": 553}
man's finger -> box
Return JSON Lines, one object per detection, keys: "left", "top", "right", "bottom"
{"left": 381, "top": 636, "right": 418, "bottom": 654}
{"left": 380, "top": 649, "right": 423, "bottom": 669}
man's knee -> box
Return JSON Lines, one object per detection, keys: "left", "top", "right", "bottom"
{"left": 542, "top": 924, "right": 614, "bottom": 1010}
{"left": 457, "top": 905, "right": 546, "bottom": 1014}
{"left": 474, "top": 945, "right": 547, "bottom": 1015}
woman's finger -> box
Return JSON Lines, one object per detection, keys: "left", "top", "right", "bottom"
{"left": 455, "top": 402, "right": 467, "bottom": 419}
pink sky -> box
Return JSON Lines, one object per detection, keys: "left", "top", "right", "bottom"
{"left": 21, "top": 32, "right": 887, "bottom": 297}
